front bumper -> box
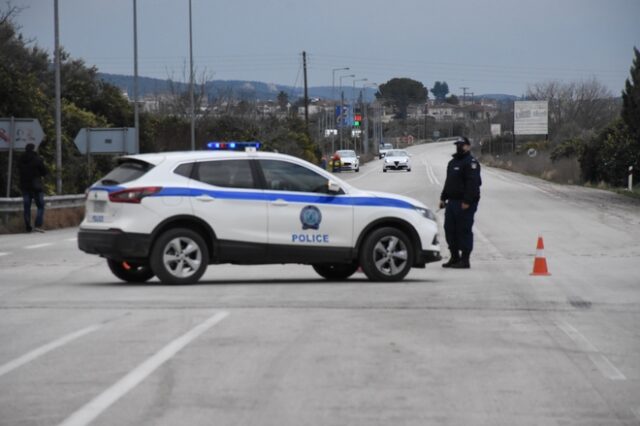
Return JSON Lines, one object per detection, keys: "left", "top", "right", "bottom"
{"left": 414, "top": 249, "right": 442, "bottom": 267}
{"left": 384, "top": 162, "right": 410, "bottom": 170}
{"left": 78, "top": 229, "right": 151, "bottom": 261}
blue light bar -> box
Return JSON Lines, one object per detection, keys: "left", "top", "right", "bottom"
{"left": 205, "top": 141, "right": 261, "bottom": 150}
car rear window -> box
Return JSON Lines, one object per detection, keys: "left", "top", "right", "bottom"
{"left": 99, "top": 160, "right": 154, "bottom": 185}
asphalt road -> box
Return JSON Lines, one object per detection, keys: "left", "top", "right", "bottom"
{"left": 1, "top": 141, "right": 639, "bottom": 426}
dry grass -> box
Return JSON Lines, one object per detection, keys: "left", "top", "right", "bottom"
{"left": 481, "top": 152, "right": 582, "bottom": 185}
{"left": 0, "top": 207, "right": 85, "bottom": 234}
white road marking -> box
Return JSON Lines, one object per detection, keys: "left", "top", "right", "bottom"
{"left": 58, "top": 311, "right": 229, "bottom": 426}
{"left": 555, "top": 320, "right": 626, "bottom": 381}
{"left": 24, "top": 243, "right": 53, "bottom": 250}
{"left": 65, "top": 238, "right": 77, "bottom": 242}
{"left": 422, "top": 160, "right": 440, "bottom": 185}
{"left": 484, "top": 168, "right": 558, "bottom": 198}
{"left": 474, "top": 226, "right": 504, "bottom": 260}
{"left": 0, "top": 252, "right": 8, "bottom": 257}
{"left": 424, "top": 162, "right": 434, "bottom": 184}
{"left": 0, "top": 323, "right": 104, "bottom": 378}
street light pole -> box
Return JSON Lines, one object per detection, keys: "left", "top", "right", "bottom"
{"left": 331, "top": 67, "right": 349, "bottom": 103}
{"left": 338, "top": 74, "right": 355, "bottom": 150}
{"left": 188, "top": 0, "right": 195, "bottom": 151}
{"left": 54, "top": 0, "right": 62, "bottom": 194}
{"left": 133, "top": 0, "right": 139, "bottom": 154}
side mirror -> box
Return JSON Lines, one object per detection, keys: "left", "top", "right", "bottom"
{"left": 327, "top": 180, "right": 341, "bottom": 194}
{"left": 357, "top": 155, "right": 360, "bottom": 159}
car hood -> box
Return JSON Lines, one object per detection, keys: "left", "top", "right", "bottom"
{"left": 384, "top": 155, "right": 410, "bottom": 161}
{"left": 362, "top": 190, "right": 428, "bottom": 210}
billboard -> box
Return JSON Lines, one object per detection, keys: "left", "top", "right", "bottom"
{"left": 514, "top": 101, "right": 548, "bottom": 135}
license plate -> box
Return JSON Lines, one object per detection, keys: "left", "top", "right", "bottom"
{"left": 90, "top": 215, "right": 105, "bottom": 223}
{"left": 93, "top": 201, "right": 106, "bottom": 213}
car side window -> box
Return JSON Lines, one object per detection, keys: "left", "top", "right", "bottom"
{"left": 195, "top": 160, "right": 255, "bottom": 189}
{"left": 174, "top": 162, "right": 194, "bottom": 178}
{"left": 259, "top": 160, "right": 330, "bottom": 194}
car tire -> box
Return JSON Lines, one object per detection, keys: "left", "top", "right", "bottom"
{"left": 383, "top": 168, "right": 387, "bottom": 172}
{"left": 355, "top": 167, "right": 360, "bottom": 173}
{"left": 107, "top": 259, "right": 155, "bottom": 283}
{"left": 312, "top": 262, "right": 359, "bottom": 280}
{"left": 359, "top": 227, "right": 414, "bottom": 282}
{"left": 150, "top": 228, "right": 209, "bottom": 285}
{"left": 407, "top": 168, "right": 412, "bottom": 172}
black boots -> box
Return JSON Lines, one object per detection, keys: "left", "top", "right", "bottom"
{"left": 442, "top": 251, "right": 470, "bottom": 269}
{"left": 442, "top": 250, "right": 460, "bottom": 268}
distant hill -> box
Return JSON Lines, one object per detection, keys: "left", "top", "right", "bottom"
{"left": 476, "top": 93, "right": 519, "bottom": 101}
{"left": 98, "top": 73, "right": 377, "bottom": 102}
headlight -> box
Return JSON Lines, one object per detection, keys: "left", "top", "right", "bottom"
{"left": 385, "top": 158, "right": 391, "bottom": 163}
{"left": 415, "top": 207, "right": 436, "bottom": 221}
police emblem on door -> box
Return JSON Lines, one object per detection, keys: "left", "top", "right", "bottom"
{"left": 300, "top": 205, "right": 322, "bottom": 230}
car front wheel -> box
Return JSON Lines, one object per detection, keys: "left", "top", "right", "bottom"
{"left": 312, "top": 262, "right": 359, "bottom": 280}
{"left": 150, "top": 228, "right": 209, "bottom": 284}
{"left": 107, "top": 259, "right": 155, "bottom": 283}
{"left": 360, "top": 227, "right": 414, "bottom": 282}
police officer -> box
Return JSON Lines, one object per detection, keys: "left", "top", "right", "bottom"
{"left": 439, "top": 137, "right": 481, "bottom": 269}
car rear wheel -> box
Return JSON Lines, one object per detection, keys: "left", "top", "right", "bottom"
{"left": 360, "top": 227, "right": 414, "bottom": 282}
{"left": 107, "top": 259, "right": 155, "bottom": 283}
{"left": 312, "top": 262, "right": 359, "bottom": 280}
{"left": 150, "top": 228, "right": 209, "bottom": 285}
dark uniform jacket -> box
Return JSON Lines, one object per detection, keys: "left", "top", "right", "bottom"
{"left": 18, "top": 151, "right": 48, "bottom": 192}
{"left": 440, "top": 151, "right": 482, "bottom": 204}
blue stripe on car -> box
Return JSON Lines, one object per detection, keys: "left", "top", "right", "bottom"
{"left": 90, "top": 186, "right": 414, "bottom": 209}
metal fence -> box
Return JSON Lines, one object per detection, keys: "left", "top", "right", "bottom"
{"left": 0, "top": 194, "right": 85, "bottom": 213}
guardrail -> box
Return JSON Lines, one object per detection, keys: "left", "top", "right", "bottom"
{"left": 0, "top": 194, "right": 85, "bottom": 213}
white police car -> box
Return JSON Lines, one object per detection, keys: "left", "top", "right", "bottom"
{"left": 78, "top": 143, "right": 441, "bottom": 284}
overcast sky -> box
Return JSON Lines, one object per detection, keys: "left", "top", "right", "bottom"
{"left": 12, "top": 0, "right": 640, "bottom": 96}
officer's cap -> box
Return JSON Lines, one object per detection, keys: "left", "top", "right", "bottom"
{"left": 453, "top": 137, "right": 470, "bottom": 145}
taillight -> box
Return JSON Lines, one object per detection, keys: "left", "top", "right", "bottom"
{"left": 108, "top": 187, "right": 162, "bottom": 203}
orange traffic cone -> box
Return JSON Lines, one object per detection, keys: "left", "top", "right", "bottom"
{"left": 530, "top": 236, "right": 551, "bottom": 276}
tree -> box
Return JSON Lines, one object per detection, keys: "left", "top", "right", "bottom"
{"left": 431, "top": 81, "right": 449, "bottom": 101}
{"left": 622, "top": 47, "right": 640, "bottom": 140}
{"left": 376, "top": 78, "right": 428, "bottom": 119}
{"left": 527, "top": 78, "right": 618, "bottom": 143}
{"left": 445, "top": 94, "right": 459, "bottom": 105}
{"left": 277, "top": 90, "right": 289, "bottom": 111}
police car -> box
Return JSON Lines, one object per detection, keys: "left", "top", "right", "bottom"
{"left": 78, "top": 142, "right": 441, "bottom": 284}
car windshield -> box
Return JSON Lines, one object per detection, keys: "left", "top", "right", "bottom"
{"left": 387, "top": 150, "right": 408, "bottom": 157}
{"left": 382, "top": 144, "right": 393, "bottom": 149}
{"left": 337, "top": 150, "right": 356, "bottom": 158}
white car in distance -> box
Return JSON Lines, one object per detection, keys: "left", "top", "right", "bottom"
{"left": 383, "top": 150, "right": 412, "bottom": 172}
{"left": 336, "top": 150, "right": 360, "bottom": 172}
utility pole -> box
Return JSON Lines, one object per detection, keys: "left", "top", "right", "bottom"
{"left": 133, "top": 0, "right": 140, "bottom": 154}
{"left": 460, "top": 87, "right": 470, "bottom": 106}
{"left": 302, "top": 51, "right": 309, "bottom": 132}
{"left": 188, "top": 0, "right": 195, "bottom": 150}
{"left": 54, "top": 0, "right": 62, "bottom": 194}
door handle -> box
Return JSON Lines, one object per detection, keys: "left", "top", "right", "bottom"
{"left": 195, "top": 194, "right": 215, "bottom": 202}
{"left": 272, "top": 198, "right": 288, "bottom": 206}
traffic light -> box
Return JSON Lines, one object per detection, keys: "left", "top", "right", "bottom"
{"left": 353, "top": 113, "right": 362, "bottom": 127}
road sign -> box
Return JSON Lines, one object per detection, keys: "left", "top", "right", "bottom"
{"left": 0, "top": 118, "right": 45, "bottom": 151}
{"left": 74, "top": 128, "right": 138, "bottom": 155}
{"left": 514, "top": 101, "right": 548, "bottom": 135}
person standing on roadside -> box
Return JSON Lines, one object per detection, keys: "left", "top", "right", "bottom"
{"left": 439, "top": 137, "right": 482, "bottom": 269}
{"left": 18, "top": 143, "right": 48, "bottom": 233}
